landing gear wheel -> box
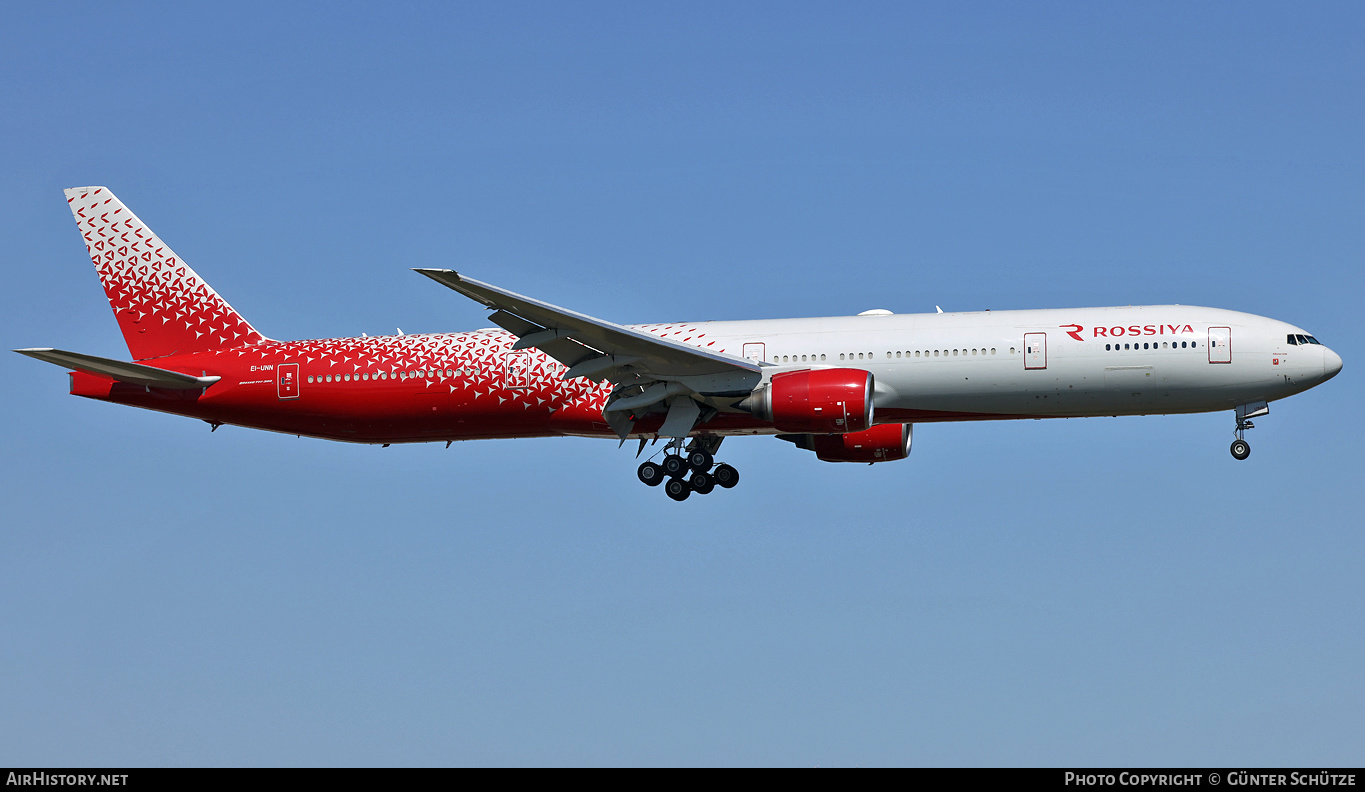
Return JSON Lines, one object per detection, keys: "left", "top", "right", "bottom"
{"left": 690, "top": 471, "right": 715, "bottom": 495}
{"left": 637, "top": 461, "right": 664, "bottom": 486}
{"left": 712, "top": 463, "right": 740, "bottom": 489}
{"left": 664, "top": 477, "right": 691, "bottom": 501}
{"left": 686, "top": 449, "right": 713, "bottom": 472}
{"left": 1231, "top": 439, "right": 1251, "bottom": 460}
{"left": 662, "top": 455, "right": 689, "bottom": 478}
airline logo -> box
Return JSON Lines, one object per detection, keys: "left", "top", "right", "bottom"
{"left": 1060, "top": 323, "right": 1195, "bottom": 341}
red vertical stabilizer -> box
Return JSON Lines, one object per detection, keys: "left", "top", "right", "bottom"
{"left": 65, "top": 186, "right": 267, "bottom": 361}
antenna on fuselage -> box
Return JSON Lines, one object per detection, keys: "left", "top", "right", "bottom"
{"left": 936, "top": 306, "right": 944, "bottom": 314}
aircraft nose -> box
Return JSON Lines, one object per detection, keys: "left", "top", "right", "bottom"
{"left": 1324, "top": 347, "right": 1343, "bottom": 381}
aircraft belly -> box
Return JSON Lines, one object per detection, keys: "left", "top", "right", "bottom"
{"left": 881, "top": 355, "right": 1284, "bottom": 419}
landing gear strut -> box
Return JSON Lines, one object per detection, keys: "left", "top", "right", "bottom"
{"left": 1230, "top": 401, "right": 1268, "bottom": 461}
{"left": 636, "top": 436, "right": 738, "bottom": 501}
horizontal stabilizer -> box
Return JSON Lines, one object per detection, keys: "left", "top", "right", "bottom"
{"left": 14, "top": 348, "right": 220, "bottom": 390}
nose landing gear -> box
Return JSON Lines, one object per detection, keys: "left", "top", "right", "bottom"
{"left": 1230, "top": 401, "right": 1269, "bottom": 461}
{"left": 636, "top": 436, "right": 737, "bottom": 501}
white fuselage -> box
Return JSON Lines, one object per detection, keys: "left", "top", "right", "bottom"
{"left": 642, "top": 305, "right": 1341, "bottom": 426}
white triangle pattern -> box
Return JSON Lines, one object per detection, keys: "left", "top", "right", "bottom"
{"left": 66, "top": 187, "right": 266, "bottom": 361}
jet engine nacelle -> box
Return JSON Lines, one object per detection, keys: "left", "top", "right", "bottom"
{"left": 780, "top": 423, "right": 913, "bottom": 463}
{"left": 741, "top": 368, "right": 873, "bottom": 433}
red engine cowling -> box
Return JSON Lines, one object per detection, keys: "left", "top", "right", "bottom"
{"left": 741, "top": 368, "right": 873, "bottom": 433}
{"left": 782, "top": 423, "right": 913, "bottom": 463}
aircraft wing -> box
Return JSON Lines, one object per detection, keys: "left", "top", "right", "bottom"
{"left": 14, "top": 348, "right": 221, "bottom": 390}
{"left": 414, "top": 269, "right": 762, "bottom": 438}
{"left": 414, "top": 269, "right": 760, "bottom": 382}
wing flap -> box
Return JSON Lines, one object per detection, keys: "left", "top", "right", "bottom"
{"left": 486, "top": 309, "right": 599, "bottom": 369}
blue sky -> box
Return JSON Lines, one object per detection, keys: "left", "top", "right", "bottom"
{"left": 2, "top": 3, "right": 1362, "bottom": 766}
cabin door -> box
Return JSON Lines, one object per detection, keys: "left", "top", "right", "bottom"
{"left": 1024, "top": 333, "right": 1047, "bottom": 370}
{"left": 505, "top": 351, "right": 529, "bottom": 389}
{"left": 277, "top": 363, "right": 299, "bottom": 399}
{"left": 1208, "top": 327, "right": 1232, "bottom": 364}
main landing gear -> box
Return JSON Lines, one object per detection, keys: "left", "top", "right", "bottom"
{"left": 636, "top": 437, "right": 739, "bottom": 501}
{"left": 1230, "top": 401, "right": 1269, "bottom": 461}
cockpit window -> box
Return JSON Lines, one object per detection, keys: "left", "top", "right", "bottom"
{"left": 1288, "top": 334, "right": 1299, "bottom": 345}
{"left": 1307, "top": 336, "right": 1321, "bottom": 345}
{"left": 1295, "top": 334, "right": 1309, "bottom": 345}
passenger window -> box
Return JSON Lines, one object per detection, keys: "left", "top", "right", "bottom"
{"left": 1009, "top": 348, "right": 1015, "bottom": 354}
{"left": 820, "top": 354, "right": 826, "bottom": 361}
{"left": 991, "top": 348, "right": 996, "bottom": 355}
{"left": 1105, "top": 344, "right": 1111, "bottom": 351}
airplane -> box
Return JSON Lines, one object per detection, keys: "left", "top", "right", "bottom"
{"left": 17, "top": 187, "right": 1343, "bottom": 501}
